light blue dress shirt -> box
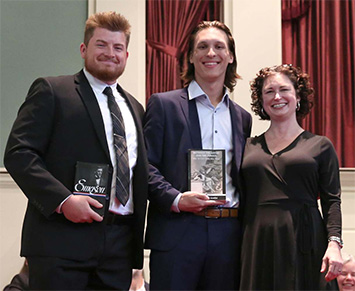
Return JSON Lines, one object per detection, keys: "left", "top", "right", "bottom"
{"left": 172, "top": 80, "right": 238, "bottom": 211}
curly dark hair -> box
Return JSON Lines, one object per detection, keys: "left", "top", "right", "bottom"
{"left": 181, "top": 21, "right": 241, "bottom": 92}
{"left": 250, "top": 64, "right": 314, "bottom": 121}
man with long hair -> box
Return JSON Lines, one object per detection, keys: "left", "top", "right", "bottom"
{"left": 144, "top": 21, "right": 252, "bottom": 290}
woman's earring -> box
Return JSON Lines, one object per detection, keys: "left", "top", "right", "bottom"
{"left": 261, "top": 107, "right": 268, "bottom": 118}
{"left": 296, "top": 101, "right": 300, "bottom": 111}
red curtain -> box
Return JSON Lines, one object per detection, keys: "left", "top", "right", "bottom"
{"left": 146, "top": 0, "right": 222, "bottom": 102}
{"left": 282, "top": 0, "right": 355, "bottom": 167}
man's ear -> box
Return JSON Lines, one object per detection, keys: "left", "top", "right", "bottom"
{"left": 228, "top": 54, "right": 233, "bottom": 64}
{"left": 80, "top": 43, "right": 86, "bottom": 59}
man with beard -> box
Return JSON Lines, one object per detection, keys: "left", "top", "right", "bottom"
{"left": 4, "top": 11, "right": 148, "bottom": 290}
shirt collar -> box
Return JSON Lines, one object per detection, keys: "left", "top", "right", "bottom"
{"left": 187, "top": 80, "right": 230, "bottom": 107}
{"left": 83, "top": 68, "right": 118, "bottom": 95}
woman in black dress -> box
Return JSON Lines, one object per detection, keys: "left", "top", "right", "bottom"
{"left": 240, "top": 64, "right": 343, "bottom": 290}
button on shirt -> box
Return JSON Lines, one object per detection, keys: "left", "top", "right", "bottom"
{"left": 84, "top": 69, "right": 137, "bottom": 215}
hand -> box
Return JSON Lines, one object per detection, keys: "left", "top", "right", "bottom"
{"left": 178, "top": 191, "right": 225, "bottom": 213}
{"left": 61, "top": 195, "right": 103, "bottom": 223}
{"left": 321, "top": 241, "right": 343, "bottom": 281}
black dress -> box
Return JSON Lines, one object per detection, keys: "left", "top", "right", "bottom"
{"left": 240, "top": 131, "right": 341, "bottom": 290}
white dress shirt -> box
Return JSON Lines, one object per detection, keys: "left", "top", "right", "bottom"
{"left": 84, "top": 69, "right": 137, "bottom": 214}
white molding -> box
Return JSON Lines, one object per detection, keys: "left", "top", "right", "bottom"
{"left": 223, "top": 0, "right": 233, "bottom": 29}
{"left": 88, "top": 0, "right": 96, "bottom": 16}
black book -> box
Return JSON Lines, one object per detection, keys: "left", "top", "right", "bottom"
{"left": 73, "top": 162, "right": 110, "bottom": 216}
{"left": 188, "top": 149, "right": 226, "bottom": 200}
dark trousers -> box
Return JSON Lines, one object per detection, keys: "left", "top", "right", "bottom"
{"left": 149, "top": 215, "right": 242, "bottom": 290}
{"left": 28, "top": 220, "right": 133, "bottom": 290}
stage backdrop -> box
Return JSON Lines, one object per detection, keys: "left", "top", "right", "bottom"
{"left": 282, "top": 0, "right": 355, "bottom": 167}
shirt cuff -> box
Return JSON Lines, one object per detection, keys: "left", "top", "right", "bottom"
{"left": 55, "top": 194, "right": 72, "bottom": 214}
{"left": 170, "top": 193, "right": 182, "bottom": 213}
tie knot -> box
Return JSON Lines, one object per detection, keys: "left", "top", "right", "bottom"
{"left": 103, "top": 86, "right": 114, "bottom": 98}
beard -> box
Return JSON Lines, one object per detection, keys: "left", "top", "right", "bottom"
{"left": 84, "top": 58, "right": 125, "bottom": 83}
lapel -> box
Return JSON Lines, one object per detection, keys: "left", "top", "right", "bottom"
{"left": 229, "top": 102, "right": 245, "bottom": 168}
{"left": 74, "top": 70, "right": 111, "bottom": 161}
{"left": 116, "top": 83, "right": 148, "bottom": 196}
{"left": 116, "top": 83, "right": 142, "bottom": 133}
{"left": 116, "top": 83, "right": 145, "bottom": 153}
{"left": 179, "top": 88, "right": 202, "bottom": 149}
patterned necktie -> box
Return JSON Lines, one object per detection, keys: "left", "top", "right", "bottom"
{"left": 103, "top": 86, "right": 129, "bottom": 206}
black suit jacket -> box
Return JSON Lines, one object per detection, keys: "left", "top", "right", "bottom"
{"left": 143, "top": 88, "right": 252, "bottom": 251}
{"left": 4, "top": 70, "right": 148, "bottom": 268}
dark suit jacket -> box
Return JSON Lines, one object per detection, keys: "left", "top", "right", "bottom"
{"left": 3, "top": 261, "right": 29, "bottom": 291}
{"left": 4, "top": 70, "right": 148, "bottom": 268}
{"left": 143, "top": 88, "right": 252, "bottom": 251}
